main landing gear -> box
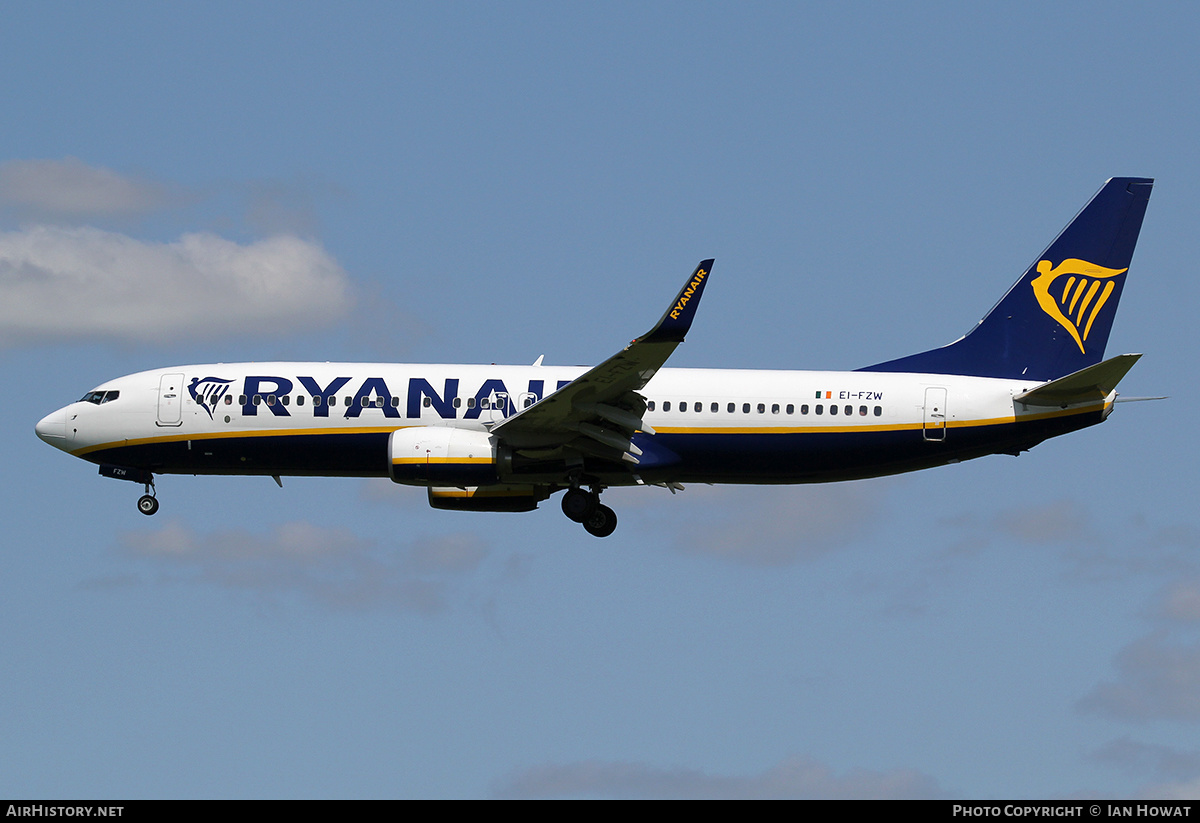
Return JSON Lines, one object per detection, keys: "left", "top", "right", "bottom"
{"left": 561, "top": 486, "right": 617, "bottom": 538}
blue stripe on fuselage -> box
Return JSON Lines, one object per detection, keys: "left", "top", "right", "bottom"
{"left": 78, "top": 408, "right": 1103, "bottom": 484}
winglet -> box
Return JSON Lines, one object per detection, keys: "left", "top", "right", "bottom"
{"left": 636, "top": 259, "right": 715, "bottom": 344}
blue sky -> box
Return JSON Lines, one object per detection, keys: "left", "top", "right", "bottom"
{"left": 3, "top": 2, "right": 1199, "bottom": 798}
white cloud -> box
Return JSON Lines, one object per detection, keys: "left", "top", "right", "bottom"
{"left": 937, "top": 502, "right": 1200, "bottom": 583}
{"left": 1162, "top": 579, "right": 1200, "bottom": 623}
{"left": 992, "top": 498, "right": 1096, "bottom": 545}
{"left": 1137, "top": 776, "right": 1200, "bottom": 800}
{"left": 405, "top": 533, "right": 489, "bottom": 574}
{"left": 1077, "top": 633, "right": 1200, "bottom": 722}
{"left": 0, "top": 157, "right": 170, "bottom": 218}
{"left": 242, "top": 177, "right": 345, "bottom": 237}
{"left": 664, "top": 482, "right": 887, "bottom": 566}
{"left": 0, "top": 225, "right": 352, "bottom": 345}
{"left": 1089, "top": 737, "right": 1200, "bottom": 781}
{"left": 493, "top": 754, "right": 943, "bottom": 799}
{"left": 117, "top": 520, "right": 489, "bottom": 614}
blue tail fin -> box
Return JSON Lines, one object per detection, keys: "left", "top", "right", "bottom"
{"left": 860, "top": 178, "right": 1153, "bottom": 381}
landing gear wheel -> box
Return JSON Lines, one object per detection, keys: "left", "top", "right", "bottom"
{"left": 561, "top": 488, "right": 597, "bottom": 523}
{"left": 137, "top": 494, "right": 159, "bottom": 516}
{"left": 582, "top": 504, "right": 617, "bottom": 538}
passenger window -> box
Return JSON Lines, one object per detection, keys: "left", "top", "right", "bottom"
{"left": 664, "top": 401, "right": 671, "bottom": 412}
{"left": 829, "top": 404, "right": 837, "bottom": 415}
{"left": 757, "top": 403, "right": 765, "bottom": 413}
{"left": 423, "top": 397, "right": 431, "bottom": 408}
{"left": 344, "top": 397, "right": 352, "bottom": 406}
{"left": 453, "top": 397, "right": 462, "bottom": 408}
{"left": 679, "top": 400, "right": 687, "bottom": 412}
{"left": 282, "top": 395, "right": 290, "bottom": 406}
{"left": 694, "top": 402, "right": 701, "bottom": 413}
{"left": 742, "top": 403, "right": 750, "bottom": 413}
{"left": 225, "top": 395, "right": 233, "bottom": 405}
{"left": 312, "top": 396, "right": 322, "bottom": 406}
{"left": 727, "top": 403, "right": 735, "bottom": 413}
{"left": 481, "top": 398, "right": 490, "bottom": 409}
{"left": 815, "top": 404, "right": 823, "bottom": 415}
{"left": 239, "top": 395, "right": 247, "bottom": 405}
{"left": 391, "top": 397, "right": 400, "bottom": 407}
{"left": 859, "top": 405, "right": 867, "bottom": 416}
{"left": 800, "top": 404, "right": 808, "bottom": 415}
{"left": 843, "top": 405, "right": 851, "bottom": 415}
{"left": 648, "top": 401, "right": 656, "bottom": 411}
{"left": 874, "top": 406, "right": 882, "bottom": 416}
{"left": 772, "top": 403, "right": 780, "bottom": 414}
{"left": 296, "top": 396, "right": 304, "bottom": 406}
{"left": 467, "top": 397, "right": 476, "bottom": 408}
{"left": 710, "top": 402, "right": 718, "bottom": 413}
{"left": 253, "top": 395, "right": 262, "bottom": 405}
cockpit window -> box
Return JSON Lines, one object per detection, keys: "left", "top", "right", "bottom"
{"left": 79, "top": 390, "right": 120, "bottom": 405}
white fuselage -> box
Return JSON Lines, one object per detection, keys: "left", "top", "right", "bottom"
{"left": 35, "top": 361, "right": 1111, "bottom": 486}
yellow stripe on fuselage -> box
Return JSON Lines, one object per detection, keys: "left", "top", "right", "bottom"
{"left": 392, "top": 457, "right": 496, "bottom": 465}
{"left": 72, "top": 401, "right": 1105, "bottom": 458}
{"left": 72, "top": 424, "right": 414, "bottom": 457}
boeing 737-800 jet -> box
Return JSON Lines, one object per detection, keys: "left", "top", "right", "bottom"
{"left": 35, "top": 178, "right": 1153, "bottom": 537}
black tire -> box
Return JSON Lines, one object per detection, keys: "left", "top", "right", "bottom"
{"left": 137, "top": 495, "right": 159, "bottom": 516}
{"left": 561, "top": 488, "right": 596, "bottom": 523}
{"left": 582, "top": 504, "right": 617, "bottom": 538}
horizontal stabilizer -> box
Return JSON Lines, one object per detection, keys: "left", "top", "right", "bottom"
{"left": 1015, "top": 353, "right": 1141, "bottom": 407}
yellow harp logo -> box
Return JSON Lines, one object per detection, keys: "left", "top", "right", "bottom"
{"left": 1031, "top": 258, "right": 1126, "bottom": 354}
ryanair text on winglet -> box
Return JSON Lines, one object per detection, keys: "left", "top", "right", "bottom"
{"left": 669, "top": 268, "right": 708, "bottom": 320}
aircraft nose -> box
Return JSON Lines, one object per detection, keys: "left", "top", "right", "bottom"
{"left": 35, "top": 407, "right": 68, "bottom": 446}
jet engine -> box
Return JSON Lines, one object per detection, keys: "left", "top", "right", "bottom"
{"left": 388, "top": 426, "right": 507, "bottom": 486}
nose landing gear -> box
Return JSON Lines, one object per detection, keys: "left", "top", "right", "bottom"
{"left": 136, "top": 478, "right": 158, "bottom": 516}
{"left": 137, "top": 493, "right": 159, "bottom": 516}
{"left": 98, "top": 464, "right": 159, "bottom": 516}
{"left": 560, "top": 486, "right": 617, "bottom": 537}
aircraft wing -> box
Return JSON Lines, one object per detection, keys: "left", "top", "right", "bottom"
{"left": 490, "top": 260, "right": 713, "bottom": 462}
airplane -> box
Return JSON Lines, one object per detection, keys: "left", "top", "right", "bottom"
{"left": 35, "top": 177, "right": 1154, "bottom": 537}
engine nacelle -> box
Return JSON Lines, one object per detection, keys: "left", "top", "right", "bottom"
{"left": 388, "top": 426, "right": 507, "bottom": 487}
{"left": 428, "top": 485, "right": 548, "bottom": 512}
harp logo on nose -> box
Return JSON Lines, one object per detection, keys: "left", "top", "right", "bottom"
{"left": 187, "top": 376, "right": 233, "bottom": 419}
{"left": 1030, "top": 258, "right": 1127, "bottom": 354}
